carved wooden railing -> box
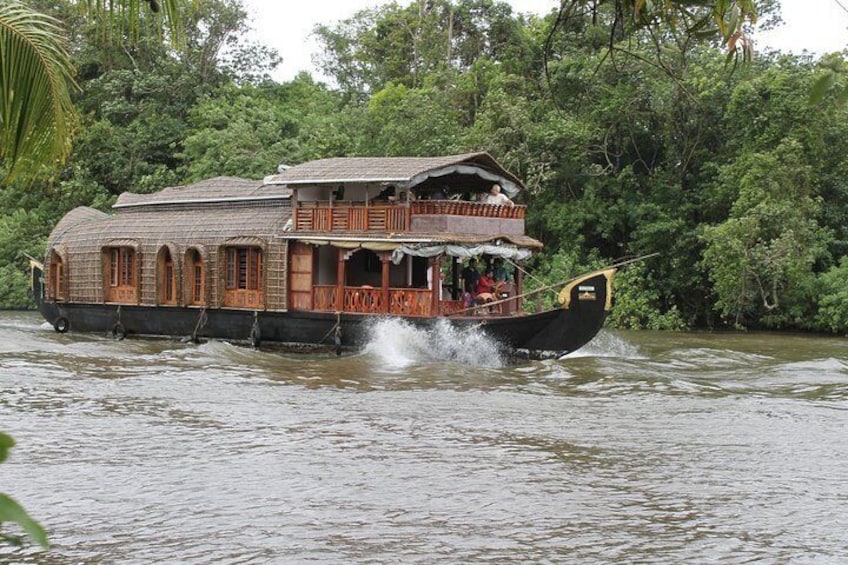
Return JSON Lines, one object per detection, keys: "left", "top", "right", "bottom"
{"left": 410, "top": 200, "right": 525, "bottom": 219}
{"left": 439, "top": 300, "right": 466, "bottom": 316}
{"left": 295, "top": 203, "right": 409, "bottom": 232}
{"left": 310, "top": 286, "right": 432, "bottom": 316}
{"left": 107, "top": 286, "right": 137, "bottom": 304}
{"left": 343, "top": 286, "right": 383, "bottom": 314}
{"left": 313, "top": 285, "right": 337, "bottom": 311}
{"left": 387, "top": 288, "right": 431, "bottom": 316}
{"left": 294, "top": 200, "right": 525, "bottom": 232}
{"left": 223, "top": 289, "right": 264, "bottom": 309}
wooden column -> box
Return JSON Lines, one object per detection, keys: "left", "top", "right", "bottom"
{"left": 515, "top": 264, "right": 524, "bottom": 312}
{"left": 381, "top": 254, "right": 391, "bottom": 314}
{"left": 430, "top": 256, "right": 441, "bottom": 315}
{"left": 451, "top": 257, "right": 460, "bottom": 300}
{"left": 336, "top": 247, "right": 345, "bottom": 311}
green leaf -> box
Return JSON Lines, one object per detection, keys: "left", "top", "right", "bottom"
{"left": 0, "top": 494, "right": 49, "bottom": 549}
{"left": 0, "top": 1, "right": 78, "bottom": 184}
{"left": 0, "top": 432, "right": 13, "bottom": 464}
{"left": 808, "top": 73, "right": 836, "bottom": 105}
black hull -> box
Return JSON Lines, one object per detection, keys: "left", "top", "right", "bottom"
{"left": 32, "top": 268, "right": 611, "bottom": 358}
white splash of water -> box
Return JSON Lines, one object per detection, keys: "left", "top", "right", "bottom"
{"left": 362, "top": 318, "right": 505, "bottom": 368}
{"left": 561, "top": 330, "right": 643, "bottom": 359}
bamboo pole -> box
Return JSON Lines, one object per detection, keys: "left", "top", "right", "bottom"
{"left": 445, "top": 253, "right": 659, "bottom": 317}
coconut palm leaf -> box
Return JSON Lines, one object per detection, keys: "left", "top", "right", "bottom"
{"left": 78, "top": 0, "right": 187, "bottom": 44}
{"left": 0, "top": 1, "right": 77, "bottom": 183}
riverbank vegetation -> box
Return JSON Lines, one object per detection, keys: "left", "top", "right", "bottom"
{"left": 1, "top": 0, "right": 847, "bottom": 334}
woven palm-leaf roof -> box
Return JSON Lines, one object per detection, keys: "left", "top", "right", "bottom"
{"left": 114, "top": 176, "right": 290, "bottom": 208}
{"left": 267, "top": 152, "right": 525, "bottom": 196}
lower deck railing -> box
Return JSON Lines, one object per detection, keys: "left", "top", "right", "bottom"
{"left": 311, "top": 285, "right": 432, "bottom": 316}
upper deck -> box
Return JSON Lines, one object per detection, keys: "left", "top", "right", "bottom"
{"left": 269, "top": 152, "right": 529, "bottom": 237}
{"left": 294, "top": 199, "right": 526, "bottom": 235}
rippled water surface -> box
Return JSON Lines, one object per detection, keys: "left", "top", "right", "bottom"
{"left": 1, "top": 311, "right": 847, "bottom": 563}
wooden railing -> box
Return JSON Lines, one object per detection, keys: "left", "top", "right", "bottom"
{"left": 343, "top": 286, "right": 383, "bottom": 313}
{"left": 439, "top": 300, "right": 465, "bottom": 316}
{"left": 388, "top": 288, "right": 431, "bottom": 316}
{"left": 107, "top": 286, "right": 137, "bottom": 304}
{"left": 294, "top": 200, "right": 525, "bottom": 232}
{"left": 313, "top": 285, "right": 337, "bottom": 311}
{"left": 223, "top": 289, "right": 264, "bottom": 309}
{"left": 310, "top": 286, "right": 432, "bottom": 316}
{"left": 295, "top": 203, "right": 409, "bottom": 232}
{"left": 410, "top": 200, "right": 525, "bottom": 219}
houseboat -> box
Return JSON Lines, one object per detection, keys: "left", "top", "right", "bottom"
{"left": 31, "top": 153, "right": 616, "bottom": 357}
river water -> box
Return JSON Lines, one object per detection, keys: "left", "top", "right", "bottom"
{"left": 1, "top": 310, "right": 847, "bottom": 564}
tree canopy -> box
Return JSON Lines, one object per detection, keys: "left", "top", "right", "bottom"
{"left": 2, "top": 0, "right": 848, "bottom": 336}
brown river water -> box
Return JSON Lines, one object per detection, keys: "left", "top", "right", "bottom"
{"left": 1, "top": 310, "right": 847, "bottom": 564}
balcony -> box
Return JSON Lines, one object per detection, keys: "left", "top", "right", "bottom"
{"left": 293, "top": 200, "right": 526, "bottom": 234}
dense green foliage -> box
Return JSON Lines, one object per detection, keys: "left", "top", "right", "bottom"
{"left": 1, "top": 0, "right": 847, "bottom": 334}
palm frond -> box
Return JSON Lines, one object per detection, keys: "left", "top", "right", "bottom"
{"left": 78, "top": 0, "right": 187, "bottom": 45}
{"left": 0, "top": 1, "right": 77, "bottom": 183}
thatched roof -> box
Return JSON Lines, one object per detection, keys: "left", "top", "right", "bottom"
{"left": 266, "top": 152, "right": 525, "bottom": 197}
{"left": 114, "top": 176, "right": 290, "bottom": 209}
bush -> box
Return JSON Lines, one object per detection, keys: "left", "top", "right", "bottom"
{"left": 815, "top": 257, "right": 848, "bottom": 334}
{"left": 607, "top": 262, "right": 687, "bottom": 330}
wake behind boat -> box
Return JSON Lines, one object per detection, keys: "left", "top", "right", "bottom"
{"left": 31, "top": 152, "right": 616, "bottom": 357}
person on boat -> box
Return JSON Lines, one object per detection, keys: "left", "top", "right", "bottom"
{"left": 474, "top": 269, "right": 497, "bottom": 296}
{"left": 492, "top": 258, "right": 510, "bottom": 283}
{"left": 461, "top": 258, "right": 480, "bottom": 307}
{"left": 474, "top": 269, "right": 503, "bottom": 312}
{"left": 483, "top": 184, "right": 514, "bottom": 207}
{"left": 374, "top": 185, "right": 397, "bottom": 202}
{"left": 462, "top": 258, "right": 480, "bottom": 293}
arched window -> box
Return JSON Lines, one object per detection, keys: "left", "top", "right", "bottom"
{"left": 185, "top": 248, "right": 205, "bottom": 306}
{"left": 49, "top": 249, "right": 67, "bottom": 302}
{"left": 157, "top": 246, "right": 177, "bottom": 305}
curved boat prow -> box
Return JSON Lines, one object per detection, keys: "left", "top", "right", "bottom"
{"left": 516, "top": 268, "right": 617, "bottom": 357}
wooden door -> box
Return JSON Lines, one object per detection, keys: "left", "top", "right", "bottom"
{"left": 288, "top": 242, "right": 314, "bottom": 310}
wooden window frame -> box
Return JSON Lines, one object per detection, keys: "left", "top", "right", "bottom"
{"left": 186, "top": 249, "right": 205, "bottom": 306}
{"left": 49, "top": 251, "right": 67, "bottom": 302}
{"left": 223, "top": 246, "right": 264, "bottom": 308}
{"left": 105, "top": 246, "right": 138, "bottom": 303}
{"left": 158, "top": 247, "right": 177, "bottom": 306}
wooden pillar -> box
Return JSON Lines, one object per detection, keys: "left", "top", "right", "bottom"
{"left": 336, "top": 247, "right": 345, "bottom": 311}
{"left": 381, "top": 254, "right": 391, "bottom": 314}
{"left": 515, "top": 264, "right": 524, "bottom": 312}
{"left": 451, "top": 257, "right": 459, "bottom": 300}
{"left": 430, "top": 256, "right": 441, "bottom": 315}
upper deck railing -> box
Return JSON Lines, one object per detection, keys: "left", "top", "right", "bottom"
{"left": 294, "top": 200, "right": 526, "bottom": 233}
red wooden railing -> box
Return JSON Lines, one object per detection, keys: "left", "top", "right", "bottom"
{"left": 295, "top": 204, "right": 410, "bottom": 232}
{"left": 387, "top": 288, "right": 431, "bottom": 316}
{"left": 410, "top": 200, "right": 525, "bottom": 219}
{"left": 310, "top": 286, "right": 432, "bottom": 316}
{"left": 294, "top": 200, "right": 525, "bottom": 232}
{"left": 343, "top": 286, "right": 383, "bottom": 313}
{"left": 107, "top": 286, "right": 137, "bottom": 304}
{"left": 223, "top": 289, "right": 264, "bottom": 309}
{"left": 313, "top": 285, "right": 337, "bottom": 311}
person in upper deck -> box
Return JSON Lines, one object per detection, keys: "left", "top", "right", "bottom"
{"left": 483, "top": 184, "right": 514, "bottom": 207}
